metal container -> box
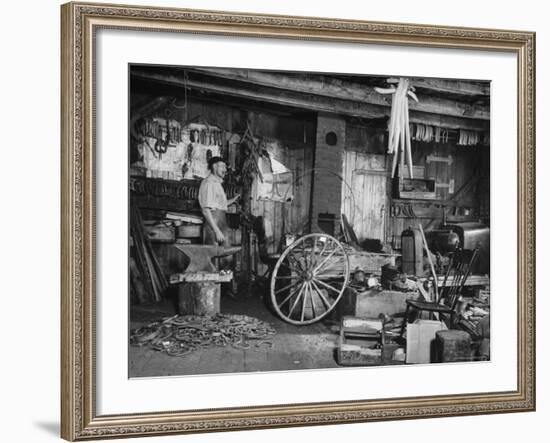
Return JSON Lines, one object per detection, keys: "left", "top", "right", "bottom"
{"left": 445, "top": 222, "right": 490, "bottom": 274}
{"left": 426, "top": 229, "right": 460, "bottom": 254}
{"left": 176, "top": 224, "right": 202, "bottom": 238}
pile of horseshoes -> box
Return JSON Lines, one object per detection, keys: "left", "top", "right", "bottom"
{"left": 131, "top": 314, "right": 276, "bottom": 356}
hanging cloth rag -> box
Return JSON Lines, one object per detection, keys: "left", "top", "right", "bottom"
{"left": 253, "top": 156, "right": 294, "bottom": 202}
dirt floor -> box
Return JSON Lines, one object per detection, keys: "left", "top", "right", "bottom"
{"left": 129, "top": 290, "right": 343, "bottom": 378}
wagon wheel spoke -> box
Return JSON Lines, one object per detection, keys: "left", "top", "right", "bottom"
{"left": 314, "top": 254, "right": 346, "bottom": 275}
{"left": 307, "top": 282, "right": 317, "bottom": 318}
{"left": 310, "top": 279, "right": 331, "bottom": 311}
{"left": 287, "top": 252, "right": 305, "bottom": 272}
{"left": 315, "top": 238, "right": 329, "bottom": 264}
{"left": 312, "top": 247, "right": 338, "bottom": 274}
{"left": 296, "top": 240, "right": 309, "bottom": 270}
{"left": 300, "top": 282, "right": 309, "bottom": 322}
{"left": 309, "top": 238, "right": 318, "bottom": 270}
{"left": 288, "top": 283, "right": 306, "bottom": 318}
{"left": 313, "top": 277, "right": 342, "bottom": 295}
{"left": 294, "top": 239, "right": 310, "bottom": 266}
{"left": 271, "top": 233, "right": 349, "bottom": 325}
{"left": 274, "top": 279, "right": 302, "bottom": 295}
{"left": 308, "top": 237, "right": 320, "bottom": 270}
{"left": 305, "top": 239, "right": 317, "bottom": 271}
{"left": 314, "top": 273, "right": 346, "bottom": 279}
{"left": 278, "top": 282, "right": 304, "bottom": 308}
{"left": 308, "top": 239, "right": 331, "bottom": 272}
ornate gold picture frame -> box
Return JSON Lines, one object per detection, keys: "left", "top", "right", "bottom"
{"left": 61, "top": 1, "right": 535, "bottom": 440}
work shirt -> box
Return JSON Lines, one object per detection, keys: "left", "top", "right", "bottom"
{"left": 198, "top": 173, "right": 228, "bottom": 211}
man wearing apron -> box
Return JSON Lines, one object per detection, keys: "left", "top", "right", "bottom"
{"left": 198, "top": 157, "right": 240, "bottom": 294}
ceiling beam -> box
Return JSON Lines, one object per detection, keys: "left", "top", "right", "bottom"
{"left": 410, "top": 77, "right": 490, "bottom": 96}
{"left": 131, "top": 70, "right": 489, "bottom": 132}
{"left": 188, "top": 68, "right": 489, "bottom": 120}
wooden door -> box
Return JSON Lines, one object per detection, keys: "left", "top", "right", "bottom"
{"left": 341, "top": 151, "right": 388, "bottom": 242}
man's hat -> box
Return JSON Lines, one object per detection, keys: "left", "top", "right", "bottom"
{"left": 207, "top": 156, "right": 225, "bottom": 170}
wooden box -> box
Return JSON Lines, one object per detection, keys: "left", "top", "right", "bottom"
{"left": 394, "top": 177, "right": 436, "bottom": 200}
{"left": 337, "top": 317, "right": 384, "bottom": 366}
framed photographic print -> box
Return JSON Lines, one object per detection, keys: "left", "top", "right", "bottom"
{"left": 61, "top": 1, "right": 536, "bottom": 440}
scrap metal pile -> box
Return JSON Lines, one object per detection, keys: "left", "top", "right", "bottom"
{"left": 131, "top": 314, "right": 276, "bottom": 356}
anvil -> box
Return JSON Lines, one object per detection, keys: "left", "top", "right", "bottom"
{"left": 174, "top": 244, "right": 242, "bottom": 273}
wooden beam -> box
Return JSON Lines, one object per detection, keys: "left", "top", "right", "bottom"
{"left": 392, "top": 198, "right": 475, "bottom": 208}
{"left": 132, "top": 70, "right": 489, "bottom": 132}
{"left": 408, "top": 113, "right": 488, "bottom": 131}
{"left": 133, "top": 69, "right": 381, "bottom": 117}
{"left": 410, "top": 77, "right": 490, "bottom": 96}
{"left": 130, "top": 96, "right": 170, "bottom": 124}
{"left": 189, "top": 68, "right": 489, "bottom": 120}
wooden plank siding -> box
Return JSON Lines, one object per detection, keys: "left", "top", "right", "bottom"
{"left": 341, "top": 151, "right": 388, "bottom": 242}
{"left": 394, "top": 140, "right": 488, "bottom": 243}
{"left": 131, "top": 90, "right": 315, "bottom": 279}
{"left": 250, "top": 142, "right": 314, "bottom": 255}
{"left": 342, "top": 124, "right": 489, "bottom": 247}
{"left": 132, "top": 77, "right": 488, "bottom": 283}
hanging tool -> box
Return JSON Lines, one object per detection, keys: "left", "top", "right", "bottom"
{"left": 153, "top": 119, "right": 170, "bottom": 159}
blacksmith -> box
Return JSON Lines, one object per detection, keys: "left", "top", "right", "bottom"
{"left": 198, "top": 157, "right": 240, "bottom": 297}
{"left": 198, "top": 156, "right": 240, "bottom": 246}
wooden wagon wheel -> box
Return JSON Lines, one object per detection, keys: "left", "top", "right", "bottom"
{"left": 270, "top": 233, "right": 350, "bottom": 325}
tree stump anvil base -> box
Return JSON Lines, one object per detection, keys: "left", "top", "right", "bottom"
{"left": 172, "top": 271, "right": 234, "bottom": 316}
{"left": 178, "top": 281, "right": 220, "bottom": 316}
{"left": 171, "top": 243, "right": 241, "bottom": 316}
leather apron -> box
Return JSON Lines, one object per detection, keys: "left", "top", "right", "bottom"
{"left": 203, "top": 209, "right": 230, "bottom": 247}
{"left": 203, "top": 209, "right": 234, "bottom": 272}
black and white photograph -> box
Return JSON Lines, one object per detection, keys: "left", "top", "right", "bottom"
{"left": 128, "top": 65, "right": 491, "bottom": 378}
{"left": 1, "top": 0, "right": 546, "bottom": 441}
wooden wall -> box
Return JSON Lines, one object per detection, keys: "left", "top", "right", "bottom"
{"left": 131, "top": 88, "right": 316, "bottom": 273}
{"left": 343, "top": 124, "right": 490, "bottom": 246}
{"left": 389, "top": 139, "right": 489, "bottom": 242}
{"left": 132, "top": 80, "right": 489, "bottom": 268}
{"left": 250, "top": 142, "right": 314, "bottom": 254}
{"left": 341, "top": 151, "right": 389, "bottom": 242}
{"left": 131, "top": 91, "right": 316, "bottom": 145}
